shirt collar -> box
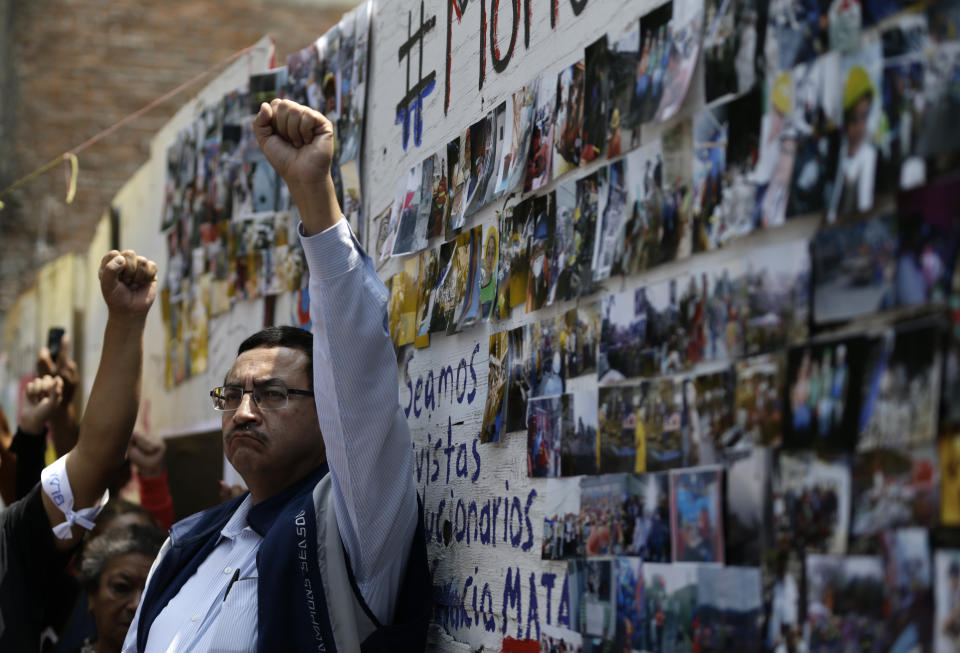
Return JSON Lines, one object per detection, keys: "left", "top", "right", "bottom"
{"left": 220, "top": 494, "right": 256, "bottom": 541}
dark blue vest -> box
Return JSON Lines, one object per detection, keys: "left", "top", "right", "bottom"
{"left": 134, "top": 466, "right": 430, "bottom": 652}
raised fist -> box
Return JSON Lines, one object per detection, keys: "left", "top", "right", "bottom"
{"left": 20, "top": 375, "right": 64, "bottom": 434}
{"left": 254, "top": 99, "right": 335, "bottom": 185}
{"left": 98, "top": 250, "right": 158, "bottom": 317}
{"left": 127, "top": 430, "right": 166, "bottom": 478}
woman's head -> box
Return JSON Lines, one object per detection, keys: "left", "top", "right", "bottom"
{"left": 80, "top": 524, "right": 165, "bottom": 653}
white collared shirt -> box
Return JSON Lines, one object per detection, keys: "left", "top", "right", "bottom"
{"left": 126, "top": 496, "right": 261, "bottom": 653}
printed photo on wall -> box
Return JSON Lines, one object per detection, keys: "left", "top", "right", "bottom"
{"left": 876, "top": 14, "right": 929, "bottom": 191}
{"left": 504, "top": 326, "right": 528, "bottom": 433}
{"left": 617, "top": 132, "right": 665, "bottom": 276}
{"left": 827, "top": 40, "right": 884, "bottom": 222}
{"left": 446, "top": 135, "right": 469, "bottom": 236}
{"left": 805, "top": 554, "right": 888, "bottom": 651}
{"left": 450, "top": 226, "right": 483, "bottom": 333}
{"left": 773, "top": 451, "right": 851, "bottom": 554}
{"left": 752, "top": 71, "right": 797, "bottom": 228}
{"left": 598, "top": 384, "right": 645, "bottom": 474}
{"left": 614, "top": 556, "right": 645, "bottom": 651}
{"left": 592, "top": 160, "right": 627, "bottom": 281}
{"left": 411, "top": 251, "right": 435, "bottom": 337}
{"left": 426, "top": 151, "right": 447, "bottom": 239}
{"left": 725, "top": 447, "right": 771, "bottom": 566}
{"left": 765, "top": 0, "right": 829, "bottom": 73}
{"left": 669, "top": 466, "right": 724, "bottom": 563}
{"left": 735, "top": 352, "right": 786, "bottom": 447}
{"left": 481, "top": 330, "right": 508, "bottom": 444}
{"left": 285, "top": 42, "right": 318, "bottom": 109}
{"left": 570, "top": 559, "right": 615, "bottom": 642}
{"left": 881, "top": 528, "right": 933, "bottom": 651}
{"left": 636, "top": 2, "right": 674, "bottom": 124}
{"left": 422, "top": 242, "right": 455, "bottom": 333}
{"left": 784, "top": 337, "right": 863, "bottom": 450}
{"left": 738, "top": 238, "right": 811, "bottom": 356}
{"left": 641, "top": 563, "right": 698, "bottom": 651}
{"left": 525, "top": 74, "right": 557, "bottom": 193}
{"left": 762, "top": 548, "right": 804, "bottom": 653}
{"left": 338, "top": 3, "right": 370, "bottom": 165}
{"left": 497, "top": 198, "right": 535, "bottom": 320}
{"left": 478, "top": 225, "right": 498, "bottom": 321}
{"left": 599, "top": 279, "right": 694, "bottom": 383}
{"left": 934, "top": 549, "right": 960, "bottom": 653}
{"left": 463, "top": 115, "right": 492, "bottom": 218}
{"left": 942, "top": 432, "right": 960, "bottom": 526}
{"left": 340, "top": 160, "right": 363, "bottom": 243}
{"left": 560, "top": 304, "right": 601, "bottom": 382}
{"left": 622, "top": 473, "right": 672, "bottom": 562}
{"left": 696, "top": 566, "right": 764, "bottom": 650}
{"left": 579, "top": 475, "right": 627, "bottom": 557}
{"left": 561, "top": 390, "right": 599, "bottom": 476}
{"left": 703, "top": 0, "right": 760, "bottom": 103}
{"left": 661, "top": 119, "right": 695, "bottom": 262}
{"left": 391, "top": 162, "right": 426, "bottom": 257}
{"left": 914, "top": 24, "right": 960, "bottom": 174}
{"left": 553, "top": 59, "right": 585, "bottom": 178}
{"left": 811, "top": 213, "right": 898, "bottom": 325}
{"left": 249, "top": 66, "right": 288, "bottom": 115}
{"left": 528, "top": 395, "right": 563, "bottom": 478}
{"left": 527, "top": 193, "right": 557, "bottom": 313}
{"left": 784, "top": 53, "right": 842, "bottom": 220}
{"left": 481, "top": 101, "right": 507, "bottom": 208}
{"left": 654, "top": 0, "right": 705, "bottom": 123}
{"left": 543, "top": 477, "right": 582, "bottom": 561}
{"left": 858, "top": 321, "right": 941, "bottom": 452}
{"left": 683, "top": 369, "right": 738, "bottom": 466}
{"left": 581, "top": 36, "right": 609, "bottom": 165}
{"left": 572, "top": 170, "right": 604, "bottom": 298}
{"left": 896, "top": 177, "right": 960, "bottom": 307}
{"left": 551, "top": 179, "right": 579, "bottom": 304}
{"left": 691, "top": 89, "right": 764, "bottom": 251}
{"left": 850, "top": 446, "right": 939, "bottom": 544}
{"left": 606, "top": 19, "right": 642, "bottom": 158}
{"left": 494, "top": 84, "right": 536, "bottom": 197}
{"left": 386, "top": 257, "right": 418, "bottom": 349}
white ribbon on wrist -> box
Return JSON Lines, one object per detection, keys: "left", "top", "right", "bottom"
{"left": 40, "top": 455, "right": 109, "bottom": 540}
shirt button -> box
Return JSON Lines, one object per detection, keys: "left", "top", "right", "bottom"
{"left": 191, "top": 615, "right": 199, "bottom": 622}
{"left": 224, "top": 567, "right": 233, "bottom": 574}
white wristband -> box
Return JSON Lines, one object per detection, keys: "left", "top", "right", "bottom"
{"left": 40, "top": 455, "right": 109, "bottom": 540}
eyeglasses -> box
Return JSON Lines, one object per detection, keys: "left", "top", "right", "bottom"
{"left": 210, "top": 382, "right": 314, "bottom": 412}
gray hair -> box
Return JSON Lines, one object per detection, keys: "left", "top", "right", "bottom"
{"left": 79, "top": 524, "right": 166, "bottom": 592}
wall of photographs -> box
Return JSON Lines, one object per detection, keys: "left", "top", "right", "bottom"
{"left": 362, "top": 0, "right": 960, "bottom": 651}
{"left": 141, "top": 0, "right": 960, "bottom": 650}
{"left": 157, "top": 5, "right": 369, "bottom": 387}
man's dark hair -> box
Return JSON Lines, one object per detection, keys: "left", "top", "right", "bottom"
{"left": 237, "top": 326, "right": 314, "bottom": 384}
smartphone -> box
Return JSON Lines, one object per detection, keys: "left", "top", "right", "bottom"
{"left": 47, "top": 327, "right": 65, "bottom": 362}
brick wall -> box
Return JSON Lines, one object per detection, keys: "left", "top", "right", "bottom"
{"left": 0, "top": 0, "right": 352, "bottom": 319}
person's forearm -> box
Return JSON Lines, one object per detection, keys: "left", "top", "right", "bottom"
{"left": 66, "top": 313, "right": 145, "bottom": 508}
{"left": 294, "top": 175, "right": 342, "bottom": 236}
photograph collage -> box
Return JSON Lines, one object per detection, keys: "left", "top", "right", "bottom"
{"left": 157, "top": 3, "right": 370, "bottom": 386}
{"left": 370, "top": 0, "right": 960, "bottom": 651}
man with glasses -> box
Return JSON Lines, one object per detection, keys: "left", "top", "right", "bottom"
{"left": 122, "top": 99, "right": 429, "bottom": 653}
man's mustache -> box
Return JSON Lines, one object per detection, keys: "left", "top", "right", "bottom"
{"left": 226, "top": 426, "right": 270, "bottom": 444}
